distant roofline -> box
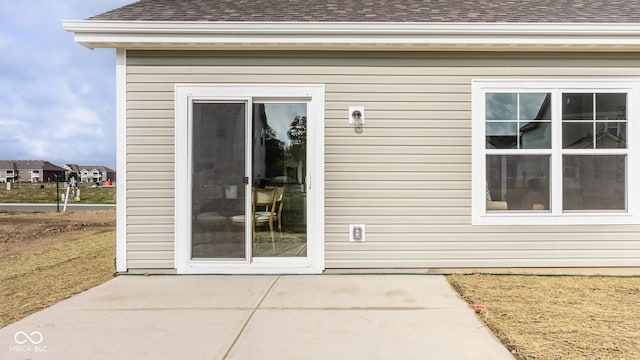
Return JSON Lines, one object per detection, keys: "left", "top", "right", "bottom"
{"left": 78, "top": 166, "right": 116, "bottom": 171}
{"left": 0, "top": 160, "right": 66, "bottom": 171}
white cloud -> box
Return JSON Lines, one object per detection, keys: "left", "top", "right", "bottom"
{"left": 53, "top": 107, "right": 105, "bottom": 140}
{"left": 0, "top": 119, "right": 19, "bottom": 127}
{"left": 14, "top": 134, "right": 49, "bottom": 160}
{"left": 0, "top": 0, "right": 132, "bottom": 168}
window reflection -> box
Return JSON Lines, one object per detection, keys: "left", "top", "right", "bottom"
{"left": 486, "top": 122, "right": 517, "bottom": 149}
{"left": 486, "top": 155, "right": 550, "bottom": 211}
{"left": 563, "top": 122, "right": 593, "bottom": 149}
{"left": 480, "top": 83, "right": 632, "bottom": 218}
{"left": 192, "top": 102, "right": 246, "bottom": 259}
{"left": 596, "top": 122, "right": 626, "bottom": 148}
{"left": 520, "top": 93, "right": 551, "bottom": 120}
{"left": 485, "top": 93, "right": 551, "bottom": 150}
{"left": 252, "top": 103, "right": 307, "bottom": 257}
{"left": 562, "top": 93, "right": 593, "bottom": 120}
{"left": 520, "top": 121, "right": 551, "bottom": 149}
{"left": 486, "top": 93, "right": 517, "bottom": 120}
{"left": 563, "top": 155, "right": 626, "bottom": 211}
{"left": 562, "top": 92, "right": 627, "bottom": 149}
{"left": 596, "top": 93, "right": 626, "bottom": 120}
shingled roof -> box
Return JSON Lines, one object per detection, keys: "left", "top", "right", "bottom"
{"left": 0, "top": 160, "right": 65, "bottom": 171}
{"left": 90, "top": 0, "right": 640, "bottom": 23}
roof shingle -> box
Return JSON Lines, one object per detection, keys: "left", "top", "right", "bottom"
{"left": 89, "top": 0, "right": 640, "bottom": 23}
{"left": 0, "top": 160, "right": 65, "bottom": 171}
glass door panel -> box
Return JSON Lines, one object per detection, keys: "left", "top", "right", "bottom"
{"left": 252, "top": 103, "right": 307, "bottom": 257}
{"left": 191, "top": 102, "right": 246, "bottom": 259}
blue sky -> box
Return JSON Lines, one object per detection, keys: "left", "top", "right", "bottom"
{"left": 0, "top": 1, "right": 133, "bottom": 169}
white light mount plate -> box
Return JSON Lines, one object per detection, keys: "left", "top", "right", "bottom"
{"left": 348, "top": 105, "right": 365, "bottom": 125}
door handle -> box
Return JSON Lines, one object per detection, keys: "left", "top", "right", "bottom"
{"left": 243, "top": 177, "right": 249, "bottom": 185}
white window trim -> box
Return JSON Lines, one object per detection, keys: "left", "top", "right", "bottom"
{"left": 472, "top": 79, "right": 640, "bottom": 225}
{"left": 174, "top": 84, "right": 325, "bottom": 274}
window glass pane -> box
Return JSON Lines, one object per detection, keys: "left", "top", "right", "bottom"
{"left": 192, "top": 102, "right": 246, "bottom": 259}
{"left": 563, "top": 155, "right": 626, "bottom": 211}
{"left": 486, "top": 122, "right": 517, "bottom": 149}
{"left": 252, "top": 103, "right": 307, "bottom": 257}
{"left": 563, "top": 93, "right": 593, "bottom": 120}
{"left": 596, "top": 122, "right": 626, "bottom": 148}
{"left": 486, "top": 155, "right": 550, "bottom": 211}
{"left": 520, "top": 121, "right": 551, "bottom": 149}
{"left": 519, "top": 93, "right": 551, "bottom": 120}
{"left": 563, "top": 122, "right": 593, "bottom": 149}
{"left": 596, "top": 93, "right": 626, "bottom": 120}
{"left": 486, "top": 93, "right": 517, "bottom": 120}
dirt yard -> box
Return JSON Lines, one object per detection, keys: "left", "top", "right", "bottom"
{"left": 0, "top": 209, "right": 115, "bottom": 259}
{"left": 0, "top": 209, "right": 116, "bottom": 328}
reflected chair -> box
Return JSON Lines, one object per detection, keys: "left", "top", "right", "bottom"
{"left": 195, "top": 211, "right": 228, "bottom": 227}
{"left": 486, "top": 189, "right": 508, "bottom": 210}
{"left": 253, "top": 188, "right": 278, "bottom": 249}
{"left": 273, "top": 187, "right": 284, "bottom": 233}
{"left": 231, "top": 188, "right": 277, "bottom": 249}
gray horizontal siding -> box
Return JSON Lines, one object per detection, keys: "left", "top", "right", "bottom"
{"left": 125, "top": 50, "right": 640, "bottom": 270}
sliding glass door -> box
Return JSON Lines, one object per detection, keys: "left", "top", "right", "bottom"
{"left": 176, "top": 84, "right": 324, "bottom": 274}
{"left": 190, "top": 101, "right": 308, "bottom": 260}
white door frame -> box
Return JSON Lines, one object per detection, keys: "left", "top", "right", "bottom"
{"left": 175, "top": 84, "right": 325, "bottom": 274}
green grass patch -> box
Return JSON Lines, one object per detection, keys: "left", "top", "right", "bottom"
{"left": 0, "top": 183, "right": 116, "bottom": 204}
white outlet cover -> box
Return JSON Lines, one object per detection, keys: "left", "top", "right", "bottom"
{"left": 349, "top": 224, "right": 366, "bottom": 242}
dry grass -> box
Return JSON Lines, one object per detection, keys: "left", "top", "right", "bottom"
{"left": 449, "top": 274, "right": 640, "bottom": 360}
{"left": 0, "top": 231, "right": 116, "bottom": 328}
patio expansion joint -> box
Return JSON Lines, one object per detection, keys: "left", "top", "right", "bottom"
{"left": 221, "top": 275, "right": 280, "bottom": 360}
{"left": 256, "top": 306, "right": 450, "bottom": 311}
{"left": 78, "top": 307, "right": 256, "bottom": 311}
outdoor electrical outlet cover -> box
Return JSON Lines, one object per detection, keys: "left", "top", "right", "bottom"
{"left": 349, "top": 224, "right": 365, "bottom": 242}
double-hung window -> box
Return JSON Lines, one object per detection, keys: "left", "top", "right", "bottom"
{"left": 472, "top": 80, "right": 639, "bottom": 225}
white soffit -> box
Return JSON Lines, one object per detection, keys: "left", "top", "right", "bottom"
{"left": 62, "top": 21, "right": 640, "bottom": 51}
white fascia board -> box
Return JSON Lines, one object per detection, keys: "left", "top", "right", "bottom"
{"left": 62, "top": 20, "right": 640, "bottom": 51}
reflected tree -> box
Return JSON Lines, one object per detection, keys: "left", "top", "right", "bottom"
{"left": 287, "top": 115, "right": 306, "bottom": 184}
{"left": 264, "top": 126, "right": 284, "bottom": 179}
{"left": 287, "top": 115, "right": 306, "bottom": 145}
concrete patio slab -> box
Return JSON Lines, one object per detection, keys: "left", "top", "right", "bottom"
{"left": 261, "top": 275, "right": 465, "bottom": 309}
{"left": 229, "top": 309, "right": 508, "bottom": 360}
{"left": 4, "top": 308, "right": 249, "bottom": 360}
{"left": 0, "top": 275, "right": 514, "bottom": 360}
{"left": 233, "top": 275, "right": 512, "bottom": 360}
{"left": 56, "top": 275, "right": 277, "bottom": 309}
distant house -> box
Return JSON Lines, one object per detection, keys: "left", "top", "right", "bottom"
{"left": 63, "top": 164, "right": 116, "bottom": 183}
{"left": 0, "top": 160, "right": 66, "bottom": 183}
